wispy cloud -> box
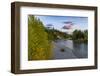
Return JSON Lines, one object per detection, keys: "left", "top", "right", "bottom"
{"left": 46, "top": 24, "right": 54, "bottom": 26}
{"left": 63, "top": 21, "right": 74, "bottom": 25}
{"left": 62, "top": 21, "right": 74, "bottom": 30}
{"left": 46, "top": 24, "right": 54, "bottom": 29}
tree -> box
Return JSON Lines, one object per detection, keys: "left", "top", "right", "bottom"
{"left": 72, "top": 29, "right": 88, "bottom": 42}
{"left": 84, "top": 30, "right": 88, "bottom": 41}
{"left": 28, "top": 15, "right": 52, "bottom": 60}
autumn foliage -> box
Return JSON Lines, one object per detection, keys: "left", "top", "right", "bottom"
{"left": 28, "top": 15, "right": 52, "bottom": 60}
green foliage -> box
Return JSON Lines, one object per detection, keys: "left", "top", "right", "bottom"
{"left": 28, "top": 15, "right": 52, "bottom": 60}
{"left": 45, "top": 29, "right": 59, "bottom": 41}
{"left": 45, "top": 28, "right": 70, "bottom": 41}
{"left": 84, "top": 30, "right": 88, "bottom": 41}
{"left": 45, "top": 27, "right": 88, "bottom": 42}
{"left": 72, "top": 29, "right": 88, "bottom": 42}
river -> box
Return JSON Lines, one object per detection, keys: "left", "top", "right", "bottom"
{"left": 52, "top": 39, "right": 88, "bottom": 59}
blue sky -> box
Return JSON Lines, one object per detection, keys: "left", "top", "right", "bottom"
{"left": 35, "top": 15, "right": 88, "bottom": 34}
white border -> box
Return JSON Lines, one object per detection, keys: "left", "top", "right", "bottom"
{"left": 20, "top": 7, "right": 95, "bottom": 70}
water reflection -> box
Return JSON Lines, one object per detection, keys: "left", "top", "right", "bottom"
{"left": 72, "top": 41, "right": 88, "bottom": 58}
{"left": 53, "top": 39, "right": 88, "bottom": 59}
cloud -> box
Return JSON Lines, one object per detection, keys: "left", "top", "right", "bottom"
{"left": 64, "top": 24, "right": 87, "bottom": 34}
{"left": 46, "top": 24, "right": 54, "bottom": 26}
{"left": 62, "top": 25, "right": 72, "bottom": 29}
{"left": 63, "top": 21, "right": 74, "bottom": 26}
{"left": 62, "top": 21, "right": 74, "bottom": 30}
{"left": 46, "top": 24, "right": 54, "bottom": 29}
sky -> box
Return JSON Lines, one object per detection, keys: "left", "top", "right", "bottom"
{"left": 35, "top": 15, "right": 88, "bottom": 34}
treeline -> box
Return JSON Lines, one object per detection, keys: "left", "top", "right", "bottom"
{"left": 45, "top": 28, "right": 70, "bottom": 41}
{"left": 28, "top": 15, "right": 52, "bottom": 60}
{"left": 72, "top": 30, "right": 88, "bottom": 42}
{"left": 45, "top": 28, "right": 88, "bottom": 42}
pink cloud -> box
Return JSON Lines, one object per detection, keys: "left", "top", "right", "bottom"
{"left": 62, "top": 21, "right": 74, "bottom": 30}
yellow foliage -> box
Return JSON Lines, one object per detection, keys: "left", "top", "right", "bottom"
{"left": 28, "top": 15, "right": 53, "bottom": 60}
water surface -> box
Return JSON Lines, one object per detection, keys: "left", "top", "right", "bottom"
{"left": 52, "top": 39, "right": 88, "bottom": 59}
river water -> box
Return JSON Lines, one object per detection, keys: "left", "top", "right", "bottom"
{"left": 52, "top": 39, "right": 88, "bottom": 59}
